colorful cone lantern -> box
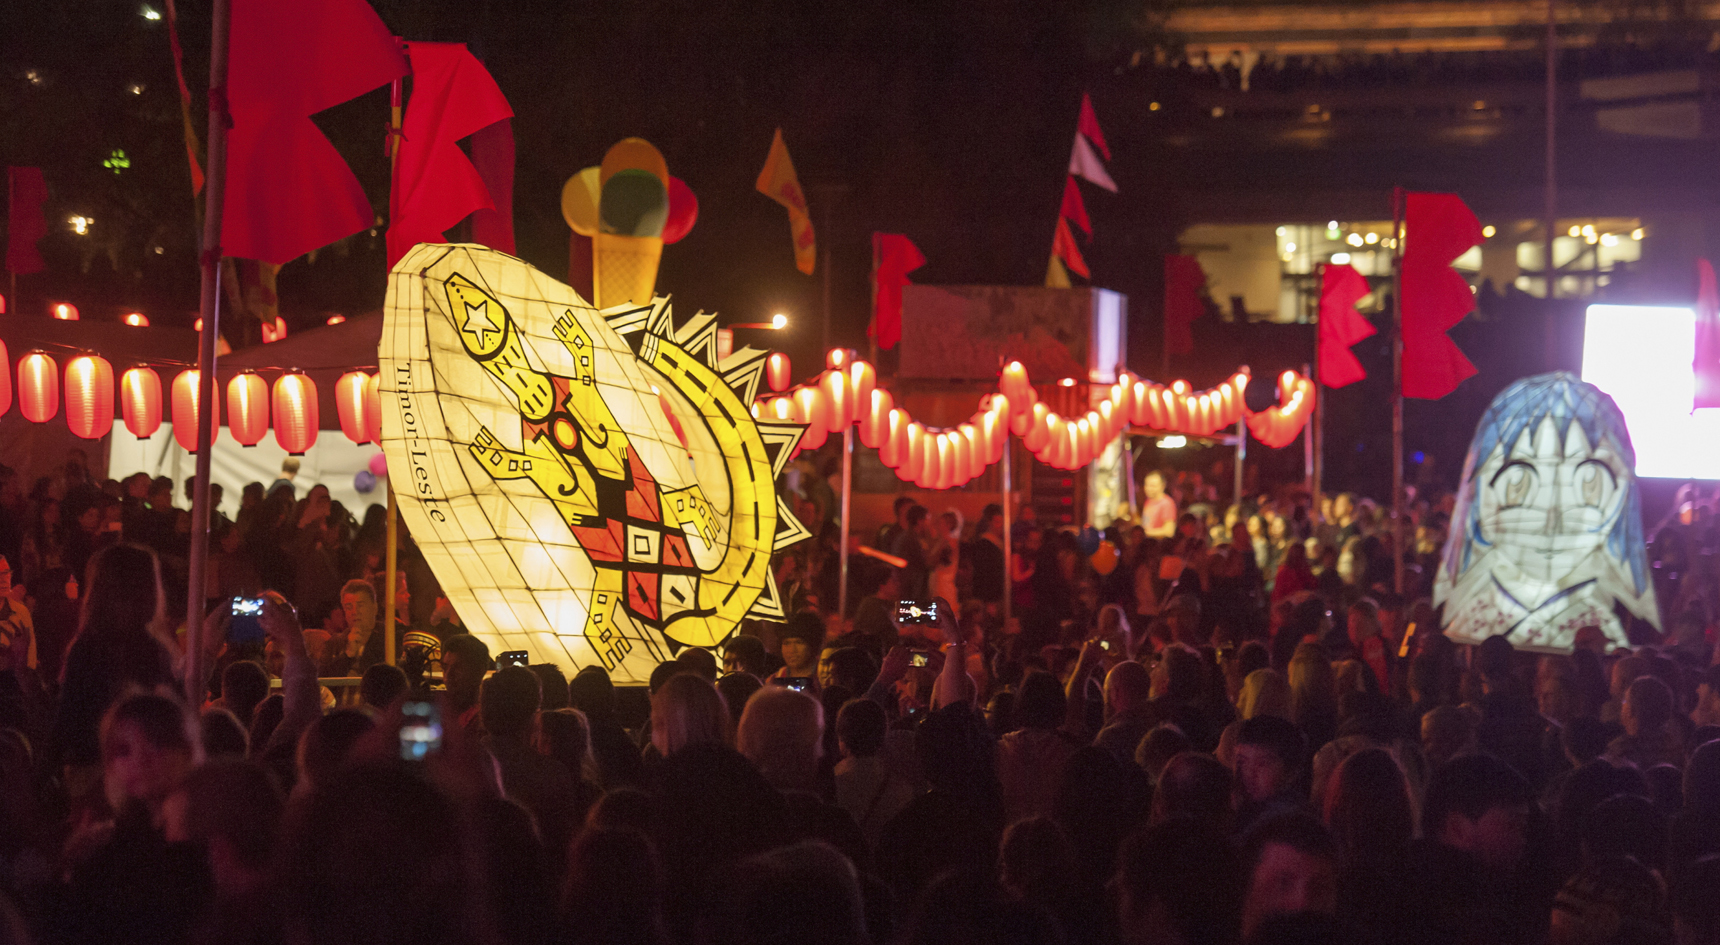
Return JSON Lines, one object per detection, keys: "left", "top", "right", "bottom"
{"left": 272, "top": 372, "right": 319, "bottom": 455}
{"left": 120, "top": 366, "right": 162, "bottom": 439}
{"left": 766, "top": 353, "right": 791, "bottom": 393}
{"left": 64, "top": 355, "right": 114, "bottom": 439}
{"left": 19, "top": 352, "right": 58, "bottom": 423}
{"left": 227, "top": 372, "right": 270, "bottom": 447}
{"left": 172, "top": 370, "right": 218, "bottom": 452}
{"left": 363, "top": 373, "right": 384, "bottom": 443}
{"left": 336, "top": 371, "right": 372, "bottom": 443}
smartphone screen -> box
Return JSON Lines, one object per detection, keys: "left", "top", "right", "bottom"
{"left": 910, "top": 651, "right": 930, "bottom": 667}
{"left": 229, "top": 596, "right": 266, "bottom": 644}
{"left": 400, "top": 700, "right": 443, "bottom": 761}
{"left": 774, "top": 676, "right": 813, "bottom": 692}
{"left": 895, "top": 600, "right": 940, "bottom": 624}
{"left": 497, "top": 650, "right": 530, "bottom": 669}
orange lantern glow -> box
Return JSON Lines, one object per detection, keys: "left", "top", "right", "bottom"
{"left": 859, "top": 388, "right": 893, "bottom": 448}
{"left": 326, "top": 314, "right": 347, "bottom": 326}
{"left": 336, "top": 371, "right": 372, "bottom": 443}
{"left": 0, "top": 339, "right": 10, "bottom": 417}
{"left": 819, "top": 370, "right": 850, "bottom": 433}
{"left": 878, "top": 409, "right": 903, "bottom": 466}
{"left": 793, "top": 387, "right": 827, "bottom": 450}
{"left": 848, "top": 361, "right": 875, "bottom": 417}
{"left": 227, "top": 372, "right": 270, "bottom": 447}
{"left": 120, "top": 366, "right": 161, "bottom": 439}
{"left": 272, "top": 372, "right": 319, "bottom": 454}
{"left": 767, "top": 353, "right": 791, "bottom": 392}
{"left": 51, "top": 302, "right": 78, "bottom": 321}
{"left": 364, "top": 373, "right": 383, "bottom": 443}
{"left": 64, "top": 355, "right": 114, "bottom": 439}
{"left": 930, "top": 434, "right": 951, "bottom": 490}
{"left": 905, "top": 422, "right": 927, "bottom": 476}
{"left": 123, "top": 312, "right": 149, "bottom": 327}
{"left": 261, "top": 316, "right": 289, "bottom": 344}
{"left": 956, "top": 425, "right": 978, "bottom": 481}
{"left": 19, "top": 352, "right": 58, "bottom": 423}
{"left": 171, "top": 370, "right": 218, "bottom": 451}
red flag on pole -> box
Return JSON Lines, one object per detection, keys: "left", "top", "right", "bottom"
{"left": 387, "top": 43, "right": 515, "bottom": 267}
{"left": 1164, "top": 254, "right": 1206, "bottom": 357}
{"left": 1077, "top": 93, "right": 1111, "bottom": 161}
{"left": 1053, "top": 217, "right": 1089, "bottom": 279}
{"left": 1401, "top": 192, "right": 1482, "bottom": 399}
{"left": 1060, "top": 176, "right": 1091, "bottom": 237}
{"left": 869, "top": 233, "right": 926, "bottom": 350}
{"left": 1694, "top": 259, "right": 1720, "bottom": 409}
{"left": 1318, "top": 263, "right": 1375, "bottom": 388}
{"left": 223, "top": 0, "right": 408, "bottom": 265}
{"left": 5, "top": 168, "right": 47, "bottom": 275}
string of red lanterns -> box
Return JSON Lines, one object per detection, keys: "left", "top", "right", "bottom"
{"left": 757, "top": 351, "right": 1317, "bottom": 489}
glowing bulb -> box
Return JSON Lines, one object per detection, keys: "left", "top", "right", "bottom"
{"left": 68, "top": 215, "right": 91, "bottom": 235}
{"left": 123, "top": 312, "right": 148, "bottom": 327}
{"left": 1482, "top": 225, "right": 1496, "bottom": 238}
{"left": 1364, "top": 232, "right": 1379, "bottom": 245}
{"left": 1632, "top": 228, "right": 1645, "bottom": 240}
{"left": 1158, "top": 435, "right": 1187, "bottom": 449}
{"left": 1284, "top": 242, "right": 1297, "bottom": 252}
{"left": 1275, "top": 226, "right": 1287, "bottom": 236}
{"left": 1600, "top": 233, "right": 1619, "bottom": 247}
{"left": 771, "top": 313, "right": 787, "bottom": 330}
{"left": 326, "top": 314, "right": 346, "bottom": 325}
{"left": 1331, "top": 252, "right": 1351, "bottom": 264}
{"left": 52, "top": 302, "right": 78, "bottom": 320}
{"left": 1346, "top": 233, "right": 1365, "bottom": 247}
{"left": 140, "top": 4, "right": 161, "bottom": 19}
{"left": 1582, "top": 224, "right": 1596, "bottom": 237}
{"left": 1327, "top": 221, "right": 1339, "bottom": 231}
{"left": 1149, "top": 101, "right": 1161, "bottom": 111}
{"left": 1568, "top": 225, "right": 1582, "bottom": 237}
{"left": 1059, "top": 377, "right": 1077, "bottom": 387}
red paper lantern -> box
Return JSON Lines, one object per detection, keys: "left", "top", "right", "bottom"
{"left": 819, "top": 370, "right": 850, "bottom": 433}
{"left": 847, "top": 361, "right": 875, "bottom": 420}
{"left": 120, "top": 366, "right": 162, "bottom": 439}
{"left": 859, "top": 388, "right": 892, "bottom": 449}
{"left": 880, "top": 409, "right": 905, "bottom": 467}
{"left": 64, "top": 355, "right": 114, "bottom": 439}
{"left": 123, "top": 312, "right": 149, "bottom": 327}
{"left": 227, "top": 372, "right": 270, "bottom": 447}
{"left": 904, "top": 422, "right": 926, "bottom": 476}
{"left": 364, "top": 373, "right": 384, "bottom": 443}
{"left": 766, "top": 353, "right": 791, "bottom": 393}
{"left": 172, "top": 370, "right": 218, "bottom": 452}
{"left": 261, "top": 316, "right": 288, "bottom": 344}
{"left": 272, "top": 372, "right": 319, "bottom": 455}
{"left": 336, "top": 371, "right": 372, "bottom": 443}
{"left": 0, "top": 339, "right": 11, "bottom": 417}
{"left": 19, "top": 352, "right": 58, "bottom": 423}
{"left": 51, "top": 302, "right": 78, "bottom": 321}
{"left": 792, "top": 387, "right": 827, "bottom": 451}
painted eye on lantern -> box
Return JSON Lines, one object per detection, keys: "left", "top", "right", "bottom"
{"left": 1575, "top": 459, "right": 1616, "bottom": 509}
{"left": 1490, "top": 459, "right": 1538, "bottom": 509}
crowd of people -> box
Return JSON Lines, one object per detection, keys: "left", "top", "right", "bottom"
{"left": 0, "top": 449, "right": 1718, "bottom": 945}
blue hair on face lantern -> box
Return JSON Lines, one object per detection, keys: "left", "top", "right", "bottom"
{"left": 1434, "top": 372, "right": 1659, "bottom": 652}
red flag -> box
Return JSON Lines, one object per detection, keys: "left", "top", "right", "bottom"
{"left": 869, "top": 233, "right": 926, "bottom": 350}
{"left": 1401, "top": 192, "right": 1482, "bottom": 399}
{"left": 1694, "top": 259, "right": 1720, "bottom": 409}
{"left": 1078, "top": 93, "right": 1111, "bottom": 161}
{"left": 1060, "top": 176, "right": 1090, "bottom": 237}
{"left": 5, "top": 167, "right": 47, "bottom": 275}
{"left": 1318, "top": 263, "right": 1375, "bottom": 388}
{"left": 468, "top": 119, "right": 515, "bottom": 256}
{"left": 163, "top": 0, "right": 205, "bottom": 194}
{"left": 223, "top": 0, "right": 407, "bottom": 265}
{"left": 387, "top": 43, "right": 514, "bottom": 266}
{"left": 1164, "top": 254, "right": 1206, "bottom": 356}
{"left": 1053, "top": 217, "right": 1089, "bottom": 279}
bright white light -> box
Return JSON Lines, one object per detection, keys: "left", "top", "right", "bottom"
{"left": 1582, "top": 224, "right": 1596, "bottom": 238}
{"left": 1600, "top": 233, "right": 1619, "bottom": 247}
{"left": 140, "top": 4, "right": 161, "bottom": 19}
{"left": 1327, "top": 221, "right": 1340, "bottom": 230}
{"left": 1632, "top": 228, "right": 1645, "bottom": 240}
{"left": 68, "top": 215, "right": 91, "bottom": 235}
{"left": 1275, "top": 226, "right": 1287, "bottom": 236}
{"left": 1284, "top": 242, "right": 1297, "bottom": 252}
{"left": 1582, "top": 304, "right": 1720, "bottom": 479}
{"left": 1364, "top": 232, "right": 1379, "bottom": 245}
{"left": 771, "top": 313, "right": 787, "bottom": 330}
{"left": 1158, "top": 435, "right": 1187, "bottom": 449}
{"left": 1058, "top": 377, "right": 1077, "bottom": 387}
{"left": 1569, "top": 225, "right": 1582, "bottom": 237}
{"left": 1331, "top": 252, "right": 1352, "bottom": 264}
{"left": 1482, "top": 225, "right": 1497, "bottom": 238}
{"left": 1346, "top": 233, "right": 1365, "bottom": 247}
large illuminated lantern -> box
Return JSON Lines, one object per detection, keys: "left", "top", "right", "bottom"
{"left": 1435, "top": 372, "right": 1659, "bottom": 652}
{"left": 380, "top": 244, "right": 810, "bottom": 683}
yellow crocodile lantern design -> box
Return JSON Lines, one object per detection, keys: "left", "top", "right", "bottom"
{"left": 379, "top": 244, "right": 810, "bottom": 683}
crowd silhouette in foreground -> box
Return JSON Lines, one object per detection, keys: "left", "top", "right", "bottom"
{"left": 0, "top": 455, "right": 1718, "bottom": 944}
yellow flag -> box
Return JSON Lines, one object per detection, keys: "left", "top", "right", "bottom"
{"left": 755, "top": 128, "right": 816, "bottom": 275}
{"left": 1045, "top": 254, "right": 1071, "bottom": 288}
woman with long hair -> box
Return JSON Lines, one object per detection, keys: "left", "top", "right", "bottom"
{"left": 649, "top": 673, "right": 731, "bottom": 759}
{"left": 1288, "top": 642, "right": 1339, "bottom": 750}
{"left": 53, "top": 544, "right": 179, "bottom": 778}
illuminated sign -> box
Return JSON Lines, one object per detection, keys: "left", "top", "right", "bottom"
{"left": 380, "top": 244, "right": 810, "bottom": 684}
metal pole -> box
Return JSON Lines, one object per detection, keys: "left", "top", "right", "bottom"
{"left": 1001, "top": 436, "right": 1013, "bottom": 626}
{"left": 1305, "top": 359, "right": 1318, "bottom": 499}
{"left": 1234, "top": 416, "right": 1245, "bottom": 508}
{"left": 184, "top": 0, "right": 231, "bottom": 706}
{"left": 385, "top": 484, "right": 398, "bottom": 665}
{"left": 1544, "top": 0, "right": 1560, "bottom": 363}
{"left": 1391, "top": 188, "right": 1406, "bottom": 597}
{"left": 837, "top": 427, "right": 853, "bottom": 618}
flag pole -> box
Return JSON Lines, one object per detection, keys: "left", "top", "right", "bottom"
{"left": 1543, "top": 0, "right": 1560, "bottom": 363}
{"left": 184, "top": 0, "right": 232, "bottom": 705}
{"left": 1001, "top": 433, "right": 1013, "bottom": 627}
{"left": 838, "top": 427, "right": 853, "bottom": 620}
{"left": 383, "top": 55, "right": 405, "bottom": 668}
{"left": 1391, "top": 187, "right": 1406, "bottom": 598}
{"left": 1304, "top": 359, "right": 1317, "bottom": 500}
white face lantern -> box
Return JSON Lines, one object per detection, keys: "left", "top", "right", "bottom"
{"left": 1435, "top": 372, "right": 1658, "bottom": 652}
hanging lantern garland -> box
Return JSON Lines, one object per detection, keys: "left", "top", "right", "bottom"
{"left": 120, "top": 366, "right": 162, "bottom": 439}
{"left": 171, "top": 369, "right": 218, "bottom": 452}
{"left": 64, "top": 354, "right": 114, "bottom": 440}
{"left": 336, "top": 370, "right": 373, "bottom": 444}
{"left": 762, "top": 353, "right": 1315, "bottom": 489}
{"left": 272, "top": 372, "right": 319, "bottom": 455}
{"left": 19, "top": 352, "right": 58, "bottom": 423}
{"left": 227, "top": 372, "right": 271, "bottom": 447}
